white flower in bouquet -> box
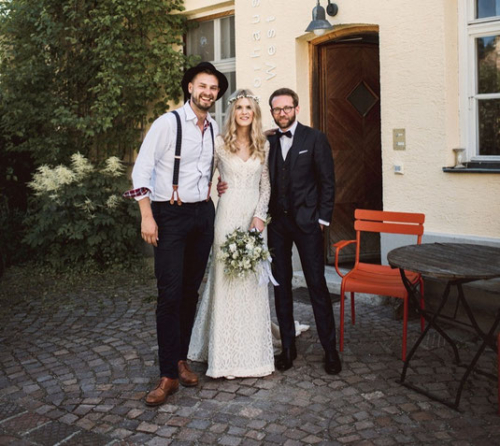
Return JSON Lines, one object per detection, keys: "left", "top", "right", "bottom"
{"left": 218, "top": 227, "right": 271, "bottom": 279}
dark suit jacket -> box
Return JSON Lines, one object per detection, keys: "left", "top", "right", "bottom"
{"left": 268, "top": 122, "right": 335, "bottom": 233}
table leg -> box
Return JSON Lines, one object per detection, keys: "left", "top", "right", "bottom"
{"left": 398, "top": 279, "right": 463, "bottom": 410}
{"left": 399, "top": 274, "right": 500, "bottom": 410}
{"left": 399, "top": 279, "right": 459, "bottom": 383}
{"left": 399, "top": 271, "right": 460, "bottom": 365}
{"left": 458, "top": 283, "right": 498, "bottom": 352}
{"left": 453, "top": 308, "right": 500, "bottom": 407}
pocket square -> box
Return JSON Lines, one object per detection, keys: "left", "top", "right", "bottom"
{"left": 298, "top": 150, "right": 308, "bottom": 155}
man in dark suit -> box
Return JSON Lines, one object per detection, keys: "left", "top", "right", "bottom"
{"left": 267, "top": 88, "right": 341, "bottom": 375}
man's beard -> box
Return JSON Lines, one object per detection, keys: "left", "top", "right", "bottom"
{"left": 191, "top": 92, "right": 214, "bottom": 112}
{"left": 274, "top": 113, "right": 296, "bottom": 130}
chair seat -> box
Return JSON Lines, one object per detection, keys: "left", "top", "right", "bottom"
{"left": 342, "top": 263, "right": 420, "bottom": 298}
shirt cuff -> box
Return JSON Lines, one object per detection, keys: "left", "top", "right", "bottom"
{"left": 318, "top": 219, "right": 330, "bottom": 226}
{"left": 123, "top": 187, "right": 150, "bottom": 200}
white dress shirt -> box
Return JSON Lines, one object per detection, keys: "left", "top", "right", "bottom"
{"left": 279, "top": 120, "right": 329, "bottom": 227}
{"left": 132, "top": 102, "right": 218, "bottom": 203}
{"left": 279, "top": 120, "right": 298, "bottom": 160}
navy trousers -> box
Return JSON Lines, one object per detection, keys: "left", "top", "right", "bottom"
{"left": 152, "top": 200, "right": 215, "bottom": 378}
{"left": 268, "top": 213, "right": 337, "bottom": 353}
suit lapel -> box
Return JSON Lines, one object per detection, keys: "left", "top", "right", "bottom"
{"left": 289, "top": 122, "right": 306, "bottom": 170}
{"left": 268, "top": 133, "right": 279, "bottom": 185}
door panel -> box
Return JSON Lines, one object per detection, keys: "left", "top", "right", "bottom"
{"left": 318, "top": 39, "right": 382, "bottom": 264}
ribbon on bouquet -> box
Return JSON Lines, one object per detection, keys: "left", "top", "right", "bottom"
{"left": 258, "top": 258, "right": 279, "bottom": 286}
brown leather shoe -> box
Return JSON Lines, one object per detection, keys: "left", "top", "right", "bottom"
{"left": 178, "top": 360, "right": 198, "bottom": 387}
{"left": 145, "top": 377, "right": 179, "bottom": 406}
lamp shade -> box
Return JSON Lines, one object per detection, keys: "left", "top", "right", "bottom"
{"left": 305, "top": 2, "right": 333, "bottom": 34}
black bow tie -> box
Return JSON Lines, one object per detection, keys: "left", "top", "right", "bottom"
{"left": 279, "top": 130, "right": 292, "bottom": 138}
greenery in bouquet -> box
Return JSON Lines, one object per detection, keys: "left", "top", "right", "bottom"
{"left": 218, "top": 228, "right": 271, "bottom": 279}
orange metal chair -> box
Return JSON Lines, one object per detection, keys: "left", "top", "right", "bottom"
{"left": 333, "top": 209, "right": 425, "bottom": 361}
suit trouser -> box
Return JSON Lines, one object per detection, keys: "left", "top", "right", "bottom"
{"left": 268, "top": 213, "right": 337, "bottom": 353}
{"left": 152, "top": 200, "right": 215, "bottom": 378}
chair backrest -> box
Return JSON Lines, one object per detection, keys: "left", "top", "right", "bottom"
{"left": 354, "top": 209, "right": 425, "bottom": 261}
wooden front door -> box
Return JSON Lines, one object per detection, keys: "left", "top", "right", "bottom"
{"left": 317, "top": 36, "right": 382, "bottom": 264}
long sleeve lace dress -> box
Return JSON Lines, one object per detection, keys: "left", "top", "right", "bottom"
{"left": 188, "top": 135, "right": 274, "bottom": 378}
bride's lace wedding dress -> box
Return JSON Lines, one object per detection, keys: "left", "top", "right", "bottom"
{"left": 188, "top": 136, "right": 274, "bottom": 378}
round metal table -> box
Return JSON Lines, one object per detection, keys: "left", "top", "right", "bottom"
{"left": 387, "top": 242, "right": 500, "bottom": 410}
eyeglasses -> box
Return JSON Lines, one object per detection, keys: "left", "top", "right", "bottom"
{"left": 271, "top": 106, "right": 295, "bottom": 115}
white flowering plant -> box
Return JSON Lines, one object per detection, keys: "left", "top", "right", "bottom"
{"left": 24, "top": 153, "right": 141, "bottom": 270}
{"left": 218, "top": 228, "right": 272, "bottom": 279}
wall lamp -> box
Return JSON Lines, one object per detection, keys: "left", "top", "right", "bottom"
{"left": 305, "top": 0, "right": 338, "bottom": 36}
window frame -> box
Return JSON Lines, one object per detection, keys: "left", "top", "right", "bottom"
{"left": 460, "top": 0, "right": 500, "bottom": 161}
{"left": 186, "top": 12, "right": 236, "bottom": 129}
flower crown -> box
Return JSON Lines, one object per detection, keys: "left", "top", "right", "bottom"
{"left": 227, "top": 94, "right": 260, "bottom": 105}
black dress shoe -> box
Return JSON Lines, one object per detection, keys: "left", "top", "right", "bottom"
{"left": 274, "top": 345, "right": 297, "bottom": 371}
{"left": 325, "top": 349, "right": 342, "bottom": 375}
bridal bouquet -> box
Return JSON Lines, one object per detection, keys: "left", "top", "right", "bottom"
{"left": 218, "top": 228, "right": 272, "bottom": 280}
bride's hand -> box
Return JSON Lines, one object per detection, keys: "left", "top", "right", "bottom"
{"left": 249, "top": 217, "right": 265, "bottom": 232}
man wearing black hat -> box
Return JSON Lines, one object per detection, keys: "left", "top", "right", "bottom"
{"left": 129, "top": 62, "right": 228, "bottom": 406}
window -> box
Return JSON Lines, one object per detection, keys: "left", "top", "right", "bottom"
{"left": 186, "top": 15, "right": 236, "bottom": 128}
{"left": 461, "top": 1, "right": 500, "bottom": 159}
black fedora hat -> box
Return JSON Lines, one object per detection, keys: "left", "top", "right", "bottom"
{"left": 181, "top": 62, "right": 229, "bottom": 101}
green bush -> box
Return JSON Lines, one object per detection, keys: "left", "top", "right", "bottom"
{"left": 23, "top": 153, "right": 141, "bottom": 270}
{"left": 0, "top": 204, "right": 31, "bottom": 275}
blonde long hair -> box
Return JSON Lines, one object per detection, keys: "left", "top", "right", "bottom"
{"left": 223, "top": 89, "right": 267, "bottom": 163}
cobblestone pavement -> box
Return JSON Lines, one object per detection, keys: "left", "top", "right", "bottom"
{"left": 0, "top": 267, "right": 499, "bottom": 445}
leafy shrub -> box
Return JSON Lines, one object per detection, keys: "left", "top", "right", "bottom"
{"left": 23, "top": 153, "right": 141, "bottom": 270}
{"left": 0, "top": 204, "right": 31, "bottom": 275}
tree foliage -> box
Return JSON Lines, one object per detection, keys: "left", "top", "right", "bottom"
{"left": 0, "top": 0, "right": 192, "bottom": 165}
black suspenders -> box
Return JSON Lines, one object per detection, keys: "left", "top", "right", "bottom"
{"left": 207, "top": 124, "right": 215, "bottom": 200}
{"left": 170, "top": 110, "right": 183, "bottom": 205}
{"left": 170, "top": 110, "right": 215, "bottom": 205}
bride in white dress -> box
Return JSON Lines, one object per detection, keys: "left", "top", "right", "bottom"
{"left": 188, "top": 90, "right": 274, "bottom": 379}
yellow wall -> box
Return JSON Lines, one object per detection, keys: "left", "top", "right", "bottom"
{"left": 183, "top": 0, "right": 500, "bottom": 241}
{"left": 183, "top": 0, "right": 234, "bottom": 18}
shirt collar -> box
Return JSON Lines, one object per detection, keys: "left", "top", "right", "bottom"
{"left": 184, "top": 101, "right": 214, "bottom": 126}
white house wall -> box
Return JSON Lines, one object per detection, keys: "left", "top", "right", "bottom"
{"left": 183, "top": 0, "right": 500, "bottom": 244}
